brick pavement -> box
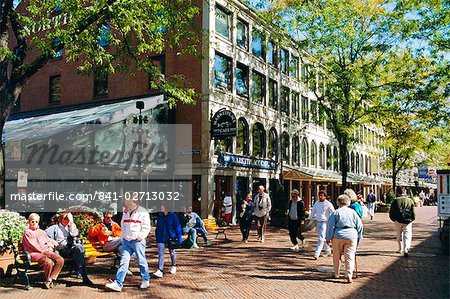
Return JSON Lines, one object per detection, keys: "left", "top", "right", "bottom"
{"left": 0, "top": 206, "right": 448, "bottom": 299}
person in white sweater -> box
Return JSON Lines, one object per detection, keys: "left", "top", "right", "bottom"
{"left": 106, "top": 199, "right": 151, "bottom": 292}
{"left": 306, "top": 190, "right": 335, "bottom": 259}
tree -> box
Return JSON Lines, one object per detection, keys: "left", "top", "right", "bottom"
{"left": 0, "top": 0, "right": 201, "bottom": 207}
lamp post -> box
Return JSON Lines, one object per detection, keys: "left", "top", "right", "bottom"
{"left": 133, "top": 101, "right": 148, "bottom": 193}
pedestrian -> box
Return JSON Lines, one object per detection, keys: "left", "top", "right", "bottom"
{"left": 306, "top": 190, "right": 335, "bottom": 259}
{"left": 389, "top": 186, "right": 415, "bottom": 257}
{"left": 184, "top": 207, "right": 210, "bottom": 248}
{"left": 45, "top": 212, "right": 93, "bottom": 285}
{"left": 153, "top": 205, "right": 182, "bottom": 278}
{"left": 344, "top": 189, "right": 363, "bottom": 218}
{"left": 366, "top": 189, "right": 377, "bottom": 220}
{"left": 22, "top": 213, "right": 64, "bottom": 289}
{"left": 222, "top": 192, "right": 233, "bottom": 224}
{"left": 326, "top": 194, "right": 363, "bottom": 283}
{"left": 239, "top": 193, "right": 254, "bottom": 242}
{"left": 105, "top": 199, "right": 151, "bottom": 292}
{"left": 87, "top": 211, "right": 122, "bottom": 254}
{"left": 253, "top": 185, "right": 272, "bottom": 243}
{"left": 287, "top": 189, "right": 305, "bottom": 251}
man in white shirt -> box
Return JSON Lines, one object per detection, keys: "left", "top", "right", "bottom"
{"left": 253, "top": 185, "right": 272, "bottom": 242}
{"left": 306, "top": 190, "right": 335, "bottom": 259}
{"left": 106, "top": 199, "right": 151, "bottom": 292}
{"left": 222, "top": 193, "right": 233, "bottom": 224}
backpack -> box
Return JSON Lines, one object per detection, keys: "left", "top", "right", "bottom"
{"left": 181, "top": 237, "right": 194, "bottom": 249}
{"left": 398, "top": 204, "right": 414, "bottom": 224}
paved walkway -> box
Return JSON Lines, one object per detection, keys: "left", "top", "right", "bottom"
{"left": 0, "top": 206, "right": 448, "bottom": 299}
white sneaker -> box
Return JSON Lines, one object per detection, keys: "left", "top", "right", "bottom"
{"left": 291, "top": 244, "right": 299, "bottom": 251}
{"left": 170, "top": 266, "right": 177, "bottom": 274}
{"left": 105, "top": 280, "right": 122, "bottom": 292}
{"left": 153, "top": 269, "right": 163, "bottom": 278}
{"left": 193, "top": 243, "right": 200, "bottom": 249}
{"left": 140, "top": 280, "right": 150, "bottom": 289}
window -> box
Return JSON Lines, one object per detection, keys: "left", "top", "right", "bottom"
{"left": 282, "top": 132, "right": 290, "bottom": 163}
{"left": 268, "top": 128, "right": 278, "bottom": 161}
{"left": 49, "top": 75, "right": 61, "bottom": 103}
{"left": 251, "top": 71, "right": 265, "bottom": 104}
{"left": 292, "top": 92, "right": 299, "bottom": 120}
{"left": 280, "top": 49, "right": 289, "bottom": 74}
{"left": 149, "top": 54, "right": 166, "bottom": 89}
{"left": 318, "top": 104, "right": 325, "bottom": 126}
{"left": 236, "top": 118, "right": 249, "bottom": 155}
{"left": 214, "top": 138, "right": 232, "bottom": 154}
{"left": 252, "top": 123, "right": 266, "bottom": 158}
{"left": 268, "top": 41, "right": 277, "bottom": 66}
{"left": 214, "top": 53, "right": 232, "bottom": 90}
{"left": 301, "top": 95, "right": 309, "bottom": 121}
{"left": 236, "top": 19, "right": 248, "bottom": 50}
{"left": 301, "top": 63, "right": 308, "bottom": 83}
{"left": 235, "top": 63, "right": 249, "bottom": 97}
{"left": 94, "top": 68, "right": 108, "bottom": 97}
{"left": 252, "top": 30, "right": 265, "bottom": 59}
{"left": 326, "top": 145, "right": 332, "bottom": 170}
{"left": 319, "top": 143, "right": 325, "bottom": 169}
{"left": 334, "top": 146, "right": 339, "bottom": 171}
{"left": 310, "top": 99, "right": 318, "bottom": 124}
{"left": 268, "top": 79, "right": 278, "bottom": 110}
{"left": 293, "top": 135, "right": 300, "bottom": 165}
{"left": 99, "top": 24, "right": 111, "bottom": 47}
{"left": 281, "top": 87, "right": 290, "bottom": 115}
{"left": 290, "top": 56, "right": 298, "bottom": 78}
{"left": 301, "top": 138, "right": 308, "bottom": 166}
{"left": 311, "top": 141, "right": 317, "bottom": 167}
{"left": 215, "top": 6, "right": 230, "bottom": 39}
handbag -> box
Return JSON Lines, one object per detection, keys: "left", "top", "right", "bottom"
{"left": 168, "top": 238, "right": 179, "bottom": 250}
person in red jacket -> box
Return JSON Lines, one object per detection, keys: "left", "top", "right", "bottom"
{"left": 88, "top": 211, "right": 122, "bottom": 253}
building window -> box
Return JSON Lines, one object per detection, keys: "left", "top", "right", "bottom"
{"left": 282, "top": 131, "right": 290, "bottom": 163}
{"left": 149, "top": 54, "right": 166, "bottom": 89}
{"left": 251, "top": 71, "right": 265, "bottom": 104}
{"left": 268, "top": 79, "right": 277, "bottom": 110}
{"left": 301, "top": 95, "right": 308, "bottom": 121}
{"left": 237, "top": 118, "right": 249, "bottom": 155}
{"left": 215, "top": 138, "right": 232, "bottom": 154}
{"left": 311, "top": 141, "right": 317, "bottom": 167}
{"left": 280, "top": 49, "right": 289, "bottom": 74}
{"left": 252, "top": 123, "right": 266, "bottom": 158}
{"left": 310, "top": 99, "right": 318, "bottom": 124}
{"left": 334, "top": 146, "right": 339, "bottom": 171}
{"left": 301, "top": 63, "right": 308, "bottom": 84}
{"left": 268, "top": 41, "right": 277, "bottom": 66}
{"left": 326, "top": 144, "right": 332, "bottom": 170}
{"left": 215, "top": 6, "right": 230, "bottom": 39}
{"left": 293, "top": 135, "right": 300, "bottom": 165}
{"left": 281, "top": 87, "right": 290, "bottom": 115}
{"left": 268, "top": 128, "right": 278, "bottom": 161}
{"left": 99, "top": 24, "right": 111, "bottom": 47}
{"left": 292, "top": 92, "right": 299, "bottom": 120}
{"left": 236, "top": 19, "right": 248, "bottom": 50}
{"left": 235, "top": 63, "right": 249, "bottom": 97}
{"left": 290, "top": 55, "right": 298, "bottom": 78}
{"left": 301, "top": 138, "right": 308, "bottom": 166}
{"left": 252, "top": 30, "right": 265, "bottom": 60}
{"left": 93, "top": 68, "right": 108, "bottom": 97}
{"left": 214, "top": 53, "right": 232, "bottom": 90}
{"left": 319, "top": 143, "right": 325, "bottom": 169}
{"left": 318, "top": 104, "right": 325, "bottom": 126}
{"left": 49, "top": 75, "right": 61, "bottom": 103}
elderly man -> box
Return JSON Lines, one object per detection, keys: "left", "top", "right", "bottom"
{"left": 389, "top": 186, "right": 415, "bottom": 257}
{"left": 106, "top": 199, "right": 151, "bottom": 292}
{"left": 288, "top": 189, "right": 305, "bottom": 251}
{"left": 88, "top": 211, "right": 122, "bottom": 253}
{"left": 45, "top": 212, "right": 93, "bottom": 285}
{"left": 253, "top": 185, "right": 272, "bottom": 243}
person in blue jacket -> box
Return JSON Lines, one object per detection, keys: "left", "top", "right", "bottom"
{"left": 153, "top": 205, "right": 182, "bottom": 278}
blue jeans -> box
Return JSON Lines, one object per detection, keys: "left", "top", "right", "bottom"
{"left": 157, "top": 243, "right": 176, "bottom": 271}
{"left": 183, "top": 227, "right": 208, "bottom": 244}
{"left": 368, "top": 202, "right": 376, "bottom": 218}
{"left": 115, "top": 239, "right": 149, "bottom": 287}
{"left": 315, "top": 221, "right": 331, "bottom": 256}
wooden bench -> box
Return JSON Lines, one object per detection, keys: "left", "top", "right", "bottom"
{"left": 202, "top": 218, "right": 230, "bottom": 240}
{"left": 13, "top": 238, "right": 117, "bottom": 290}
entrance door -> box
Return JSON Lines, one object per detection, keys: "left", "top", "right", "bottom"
{"left": 214, "top": 176, "right": 232, "bottom": 219}
{"left": 236, "top": 177, "right": 249, "bottom": 215}
{"left": 252, "top": 178, "right": 266, "bottom": 197}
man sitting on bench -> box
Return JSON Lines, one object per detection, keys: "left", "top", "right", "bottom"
{"left": 45, "top": 212, "right": 93, "bottom": 285}
{"left": 88, "top": 211, "right": 122, "bottom": 254}
{"left": 183, "top": 207, "right": 210, "bottom": 248}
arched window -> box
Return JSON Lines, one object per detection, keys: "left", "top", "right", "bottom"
{"left": 311, "top": 141, "right": 317, "bottom": 167}
{"left": 356, "top": 154, "right": 360, "bottom": 174}
{"left": 365, "top": 155, "right": 369, "bottom": 175}
{"left": 268, "top": 128, "right": 278, "bottom": 161}
{"left": 292, "top": 135, "right": 300, "bottom": 165}
{"left": 282, "top": 131, "right": 290, "bottom": 163}
{"left": 252, "top": 123, "right": 266, "bottom": 158}
{"left": 319, "top": 143, "right": 325, "bottom": 169}
{"left": 350, "top": 152, "right": 355, "bottom": 173}
{"left": 236, "top": 118, "right": 249, "bottom": 155}
{"left": 334, "top": 146, "right": 339, "bottom": 171}
{"left": 326, "top": 144, "right": 332, "bottom": 170}
{"left": 360, "top": 154, "right": 364, "bottom": 174}
{"left": 301, "top": 138, "right": 309, "bottom": 166}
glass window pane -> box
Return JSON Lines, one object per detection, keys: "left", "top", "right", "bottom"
{"left": 215, "top": 6, "right": 230, "bottom": 39}
{"left": 214, "top": 53, "right": 232, "bottom": 90}
{"left": 252, "top": 30, "right": 264, "bottom": 59}
{"left": 236, "top": 19, "right": 248, "bottom": 49}
{"left": 281, "top": 49, "right": 288, "bottom": 74}
{"left": 290, "top": 56, "right": 298, "bottom": 78}
{"left": 281, "top": 87, "right": 289, "bottom": 115}
{"left": 251, "top": 71, "right": 265, "bottom": 104}
{"left": 268, "top": 41, "right": 277, "bottom": 66}
{"left": 236, "top": 63, "right": 249, "bottom": 97}
{"left": 268, "top": 79, "right": 277, "bottom": 110}
{"left": 99, "top": 24, "right": 111, "bottom": 47}
{"left": 49, "top": 75, "right": 61, "bottom": 103}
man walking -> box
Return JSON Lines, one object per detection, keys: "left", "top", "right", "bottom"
{"left": 106, "top": 199, "right": 151, "bottom": 292}
{"left": 306, "top": 190, "right": 335, "bottom": 259}
{"left": 389, "top": 186, "right": 415, "bottom": 257}
{"left": 253, "top": 185, "right": 271, "bottom": 243}
{"left": 367, "top": 189, "right": 377, "bottom": 220}
{"left": 288, "top": 189, "right": 305, "bottom": 251}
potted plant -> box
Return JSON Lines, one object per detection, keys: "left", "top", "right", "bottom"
{"left": 50, "top": 206, "right": 102, "bottom": 238}
{"left": 0, "top": 210, "right": 28, "bottom": 276}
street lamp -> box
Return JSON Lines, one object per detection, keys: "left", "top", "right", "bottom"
{"left": 133, "top": 101, "right": 148, "bottom": 195}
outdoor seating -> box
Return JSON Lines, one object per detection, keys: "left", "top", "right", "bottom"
{"left": 202, "top": 218, "right": 229, "bottom": 240}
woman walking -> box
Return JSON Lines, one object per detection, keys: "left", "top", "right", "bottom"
{"left": 239, "top": 193, "right": 254, "bottom": 242}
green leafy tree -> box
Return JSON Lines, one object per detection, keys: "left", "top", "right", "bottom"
{"left": 0, "top": 0, "right": 201, "bottom": 207}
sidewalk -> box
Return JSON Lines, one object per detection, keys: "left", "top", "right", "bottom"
{"left": 0, "top": 206, "right": 448, "bottom": 299}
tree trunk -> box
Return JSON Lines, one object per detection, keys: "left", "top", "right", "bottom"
{"left": 0, "top": 142, "right": 4, "bottom": 209}
{"left": 392, "top": 157, "right": 397, "bottom": 194}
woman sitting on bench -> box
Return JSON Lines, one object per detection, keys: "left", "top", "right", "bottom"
{"left": 22, "top": 213, "right": 64, "bottom": 289}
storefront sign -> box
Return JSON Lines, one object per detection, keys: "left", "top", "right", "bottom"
{"left": 220, "top": 153, "right": 276, "bottom": 170}
{"left": 418, "top": 163, "right": 428, "bottom": 179}
{"left": 210, "top": 109, "right": 237, "bottom": 138}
